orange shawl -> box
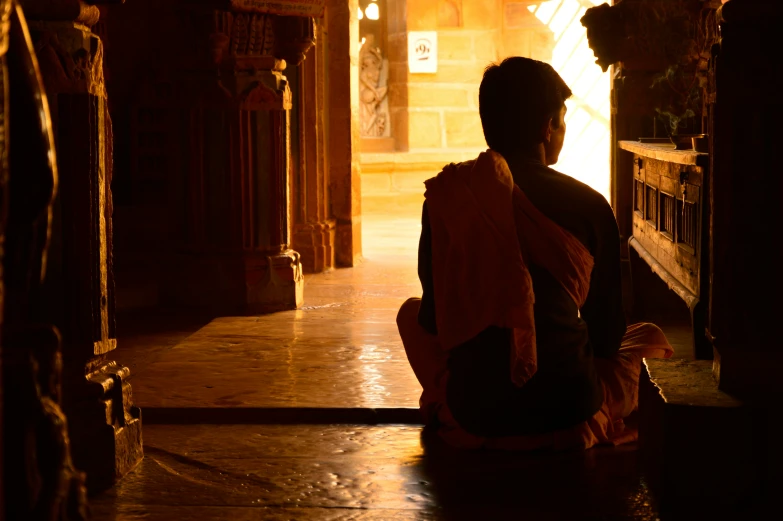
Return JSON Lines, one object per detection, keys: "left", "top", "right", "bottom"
{"left": 424, "top": 150, "right": 595, "bottom": 387}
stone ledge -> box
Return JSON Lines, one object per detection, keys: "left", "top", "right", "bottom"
{"left": 360, "top": 149, "right": 484, "bottom": 174}
{"left": 644, "top": 358, "right": 743, "bottom": 408}
{"left": 639, "top": 358, "right": 777, "bottom": 510}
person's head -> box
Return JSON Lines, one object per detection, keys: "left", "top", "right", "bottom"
{"left": 479, "top": 57, "right": 572, "bottom": 165}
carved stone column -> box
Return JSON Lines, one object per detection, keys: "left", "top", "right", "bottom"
{"left": 292, "top": 21, "right": 336, "bottom": 273}
{"left": 21, "top": 0, "right": 142, "bottom": 492}
{"left": 326, "top": 0, "right": 362, "bottom": 267}
{"left": 154, "top": 3, "right": 315, "bottom": 313}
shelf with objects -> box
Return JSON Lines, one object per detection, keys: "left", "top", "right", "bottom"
{"left": 619, "top": 140, "right": 711, "bottom": 359}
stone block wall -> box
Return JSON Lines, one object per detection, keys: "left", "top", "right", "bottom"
{"left": 383, "top": 0, "right": 553, "bottom": 153}
{"left": 363, "top": 1, "right": 554, "bottom": 213}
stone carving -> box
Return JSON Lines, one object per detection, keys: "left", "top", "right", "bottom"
{"left": 580, "top": 0, "right": 721, "bottom": 72}
{"left": 231, "top": 13, "right": 274, "bottom": 56}
{"left": 238, "top": 79, "right": 288, "bottom": 109}
{"left": 273, "top": 15, "right": 314, "bottom": 66}
{"left": 21, "top": 0, "right": 100, "bottom": 27}
{"left": 359, "top": 35, "right": 389, "bottom": 138}
{"left": 30, "top": 26, "right": 106, "bottom": 97}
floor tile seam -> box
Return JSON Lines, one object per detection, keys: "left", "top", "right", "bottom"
{"left": 93, "top": 503, "right": 435, "bottom": 512}
{"left": 141, "top": 406, "right": 423, "bottom": 425}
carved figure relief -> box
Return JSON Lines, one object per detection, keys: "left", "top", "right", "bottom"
{"left": 359, "top": 35, "right": 389, "bottom": 138}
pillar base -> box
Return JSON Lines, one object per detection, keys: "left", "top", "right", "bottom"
{"left": 165, "top": 249, "right": 304, "bottom": 314}
{"left": 245, "top": 249, "right": 304, "bottom": 313}
{"left": 293, "top": 220, "right": 336, "bottom": 273}
{"left": 639, "top": 358, "right": 779, "bottom": 511}
{"left": 66, "top": 361, "right": 143, "bottom": 494}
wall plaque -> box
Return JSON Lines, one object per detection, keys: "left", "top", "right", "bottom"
{"left": 229, "top": 0, "right": 326, "bottom": 17}
{"left": 408, "top": 31, "right": 438, "bottom": 74}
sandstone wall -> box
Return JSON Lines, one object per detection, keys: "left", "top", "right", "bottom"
{"left": 363, "top": 0, "right": 554, "bottom": 214}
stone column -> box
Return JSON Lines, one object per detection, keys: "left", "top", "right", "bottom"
{"left": 21, "top": 0, "right": 142, "bottom": 493}
{"left": 292, "top": 21, "right": 336, "bottom": 273}
{"left": 3, "top": 1, "right": 90, "bottom": 517}
{"left": 326, "top": 0, "right": 362, "bottom": 267}
{"left": 157, "top": 4, "right": 314, "bottom": 312}
{"left": 709, "top": 0, "right": 783, "bottom": 396}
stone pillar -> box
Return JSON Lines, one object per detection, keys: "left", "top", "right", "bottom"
{"left": 157, "top": 4, "right": 314, "bottom": 312}
{"left": 21, "top": 0, "right": 142, "bottom": 493}
{"left": 386, "top": 0, "right": 409, "bottom": 152}
{"left": 2, "top": 1, "right": 90, "bottom": 517}
{"left": 709, "top": 0, "right": 783, "bottom": 396}
{"left": 292, "top": 21, "right": 336, "bottom": 273}
{"left": 326, "top": 0, "right": 362, "bottom": 267}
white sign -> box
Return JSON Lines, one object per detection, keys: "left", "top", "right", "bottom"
{"left": 408, "top": 31, "right": 438, "bottom": 74}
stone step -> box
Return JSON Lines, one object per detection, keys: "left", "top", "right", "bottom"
{"left": 141, "top": 407, "right": 421, "bottom": 425}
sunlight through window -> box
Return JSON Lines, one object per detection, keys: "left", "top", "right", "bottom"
{"left": 534, "top": 0, "right": 611, "bottom": 201}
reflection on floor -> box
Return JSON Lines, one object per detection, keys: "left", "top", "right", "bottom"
{"left": 91, "top": 424, "right": 660, "bottom": 521}
{"left": 93, "top": 212, "right": 692, "bottom": 520}
{"left": 127, "top": 214, "right": 424, "bottom": 415}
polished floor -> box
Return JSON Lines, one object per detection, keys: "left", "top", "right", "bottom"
{"left": 92, "top": 211, "right": 700, "bottom": 520}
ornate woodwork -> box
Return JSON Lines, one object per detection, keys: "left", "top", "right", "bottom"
{"left": 620, "top": 141, "right": 711, "bottom": 359}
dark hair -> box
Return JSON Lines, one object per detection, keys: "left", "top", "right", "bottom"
{"left": 479, "top": 57, "right": 572, "bottom": 155}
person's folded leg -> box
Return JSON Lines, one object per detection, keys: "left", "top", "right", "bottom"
{"left": 397, "top": 298, "right": 449, "bottom": 418}
{"left": 595, "top": 322, "right": 673, "bottom": 421}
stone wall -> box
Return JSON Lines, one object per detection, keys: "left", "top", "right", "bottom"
{"left": 363, "top": 0, "right": 553, "bottom": 214}
{"left": 385, "top": 0, "right": 552, "bottom": 152}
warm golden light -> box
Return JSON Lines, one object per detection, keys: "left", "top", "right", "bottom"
{"left": 365, "top": 3, "right": 380, "bottom": 20}
{"left": 358, "top": 7, "right": 364, "bottom": 20}
{"left": 530, "top": 0, "right": 611, "bottom": 202}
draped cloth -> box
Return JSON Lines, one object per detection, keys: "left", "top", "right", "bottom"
{"left": 398, "top": 150, "right": 673, "bottom": 450}
{"left": 423, "top": 150, "right": 594, "bottom": 387}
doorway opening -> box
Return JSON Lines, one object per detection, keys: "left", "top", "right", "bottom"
{"left": 358, "top": 0, "right": 611, "bottom": 263}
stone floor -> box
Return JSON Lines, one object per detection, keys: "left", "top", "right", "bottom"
{"left": 93, "top": 211, "right": 706, "bottom": 520}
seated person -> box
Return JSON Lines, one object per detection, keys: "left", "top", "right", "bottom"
{"left": 397, "top": 57, "right": 673, "bottom": 450}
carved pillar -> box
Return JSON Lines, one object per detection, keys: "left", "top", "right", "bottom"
{"left": 292, "top": 21, "right": 336, "bottom": 273}
{"left": 326, "top": 0, "right": 362, "bottom": 267}
{"left": 20, "top": 0, "right": 142, "bottom": 492}
{"left": 156, "top": 3, "right": 316, "bottom": 312}
{"left": 710, "top": 0, "right": 783, "bottom": 396}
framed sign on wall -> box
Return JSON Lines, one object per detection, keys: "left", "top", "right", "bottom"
{"left": 408, "top": 31, "right": 438, "bottom": 74}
